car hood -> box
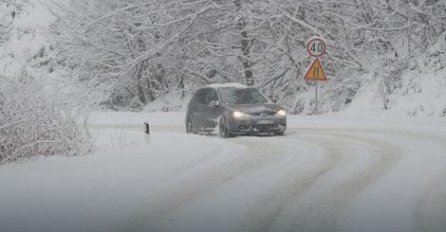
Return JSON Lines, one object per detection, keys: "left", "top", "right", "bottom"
{"left": 224, "top": 103, "right": 283, "bottom": 115}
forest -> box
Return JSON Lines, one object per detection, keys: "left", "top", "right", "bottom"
{"left": 1, "top": 0, "right": 446, "bottom": 162}
{"left": 49, "top": 0, "right": 446, "bottom": 113}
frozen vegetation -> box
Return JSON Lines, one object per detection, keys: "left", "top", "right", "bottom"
{"left": 2, "top": 0, "right": 446, "bottom": 117}
{"left": 1, "top": 0, "right": 446, "bottom": 162}
{"left": 1, "top": 1, "right": 446, "bottom": 230}
{"left": 0, "top": 0, "right": 89, "bottom": 164}
{"left": 48, "top": 0, "right": 446, "bottom": 116}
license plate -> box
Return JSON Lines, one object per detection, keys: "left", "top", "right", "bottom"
{"left": 257, "top": 120, "right": 273, "bottom": 125}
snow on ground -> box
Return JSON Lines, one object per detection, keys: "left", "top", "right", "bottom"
{"left": 1, "top": 112, "right": 446, "bottom": 232}
{"left": 344, "top": 67, "right": 446, "bottom": 118}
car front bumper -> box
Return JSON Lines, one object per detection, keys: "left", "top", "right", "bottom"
{"left": 227, "top": 116, "right": 286, "bottom": 134}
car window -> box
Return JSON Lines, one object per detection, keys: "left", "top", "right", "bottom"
{"left": 219, "top": 87, "right": 269, "bottom": 104}
{"left": 194, "top": 89, "right": 208, "bottom": 104}
{"left": 204, "top": 89, "right": 218, "bottom": 104}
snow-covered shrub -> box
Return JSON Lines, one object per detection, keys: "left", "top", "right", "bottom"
{"left": 0, "top": 75, "right": 89, "bottom": 165}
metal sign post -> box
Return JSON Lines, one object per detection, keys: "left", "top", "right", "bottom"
{"left": 315, "top": 81, "right": 318, "bottom": 115}
{"left": 304, "top": 36, "right": 328, "bottom": 115}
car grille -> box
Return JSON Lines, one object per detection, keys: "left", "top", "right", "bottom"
{"left": 238, "top": 124, "right": 277, "bottom": 132}
{"left": 255, "top": 124, "right": 276, "bottom": 130}
{"left": 249, "top": 111, "right": 276, "bottom": 116}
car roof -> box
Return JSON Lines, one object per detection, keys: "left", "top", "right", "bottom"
{"left": 204, "top": 83, "right": 248, "bottom": 90}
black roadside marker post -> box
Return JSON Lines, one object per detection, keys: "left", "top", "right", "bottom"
{"left": 144, "top": 121, "right": 150, "bottom": 135}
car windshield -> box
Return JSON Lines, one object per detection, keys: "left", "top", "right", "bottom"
{"left": 219, "top": 87, "right": 269, "bottom": 104}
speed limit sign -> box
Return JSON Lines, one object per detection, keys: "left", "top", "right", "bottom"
{"left": 307, "top": 37, "right": 326, "bottom": 57}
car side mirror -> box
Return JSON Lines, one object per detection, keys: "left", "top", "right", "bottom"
{"left": 209, "top": 100, "right": 220, "bottom": 107}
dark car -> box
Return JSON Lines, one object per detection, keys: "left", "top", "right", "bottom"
{"left": 185, "top": 83, "right": 287, "bottom": 137}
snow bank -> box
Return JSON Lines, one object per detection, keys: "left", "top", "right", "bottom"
{"left": 0, "top": 112, "right": 244, "bottom": 232}
{"left": 89, "top": 111, "right": 186, "bottom": 127}
{"left": 345, "top": 68, "right": 446, "bottom": 118}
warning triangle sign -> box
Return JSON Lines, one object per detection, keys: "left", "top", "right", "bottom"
{"left": 304, "top": 58, "right": 327, "bottom": 81}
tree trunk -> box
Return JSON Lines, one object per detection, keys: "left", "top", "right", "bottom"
{"left": 234, "top": 0, "right": 254, "bottom": 86}
{"left": 145, "top": 74, "right": 155, "bottom": 103}
{"left": 136, "top": 62, "right": 147, "bottom": 105}
{"left": 178, "top": 74, "right": 185, "bottom": 97}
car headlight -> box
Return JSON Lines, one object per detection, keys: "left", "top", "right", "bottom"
{"left": 233, "top": 111, "right": 249, "bottom": 118}
{"left": 276, "top": 109, "right": 286, "bottom": 117}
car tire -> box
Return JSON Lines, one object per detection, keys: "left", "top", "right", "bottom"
{"left": 186, "top": 118, "right": 195, "bottom": 134}
{"left": 219, "top": 116, "right": 232, "bottom": 138}
{"left": 275, "top": 131, "right": 284, "bottom": 136}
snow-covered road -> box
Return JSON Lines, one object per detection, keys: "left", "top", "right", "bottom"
{"left": 1, "top": 112, "right": 446, "bottom": 232}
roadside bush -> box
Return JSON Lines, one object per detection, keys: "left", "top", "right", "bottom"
{"left": 0, "top": 75, "right": 89, "bottom": 165}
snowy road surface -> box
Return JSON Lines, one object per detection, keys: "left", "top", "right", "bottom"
{"left": 1, "top": 112, "right": 446, "bottom": 232}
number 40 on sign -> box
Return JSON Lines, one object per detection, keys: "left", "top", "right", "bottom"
{"left": 306, "top": 37, "right": 326, "bottom": 57}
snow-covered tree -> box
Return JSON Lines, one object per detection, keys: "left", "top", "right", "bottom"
{"left": 0, "top": 0, "right": 90, "bottom": 164}
{"left": 0, "top": 75, "right": 89, "bottom": 165}
{"left": 51, "top": 0, "right": 296, "bottom": 108}
{"left": 52, "top": 0, "right": 446, "bottom": 114}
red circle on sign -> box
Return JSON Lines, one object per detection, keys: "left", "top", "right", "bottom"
{"left": 307, "top": 37, "right": 326, "bottom": 57}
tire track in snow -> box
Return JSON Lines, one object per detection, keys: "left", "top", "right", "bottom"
{"left": 237, "top": 129, "right": 402, "bottom": 232}
{"left": 285, "top": 131, "right": 402, "bottom": 232}
{"left": 95, "top": 124, "right": 446, "bottom": 231}
{"left": 415, "top": 171, "right": 446, "bottom": 232}
{"left": 239, "top": 136, "right": 343, "bottom": 232}
{"left": 171, "top": 141, "right": 225, "bottom": 176}
{"left": 116, "top": 136, "right": 292, "bottom": 232}
{"left": 414, "top": 132, "right": 446, "bottom": 232}
{"left": 298, "top": 127, "right": 446, "bottom": 232}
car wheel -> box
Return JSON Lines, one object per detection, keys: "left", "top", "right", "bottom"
{"left": 275, "top": 131, "right": 284, "bottom": 136}
{"left": 219, "top": 117, "right": 232, "bottom": 138}
{"left": 186, "top": 118, "right": 195, "bottom": 134}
